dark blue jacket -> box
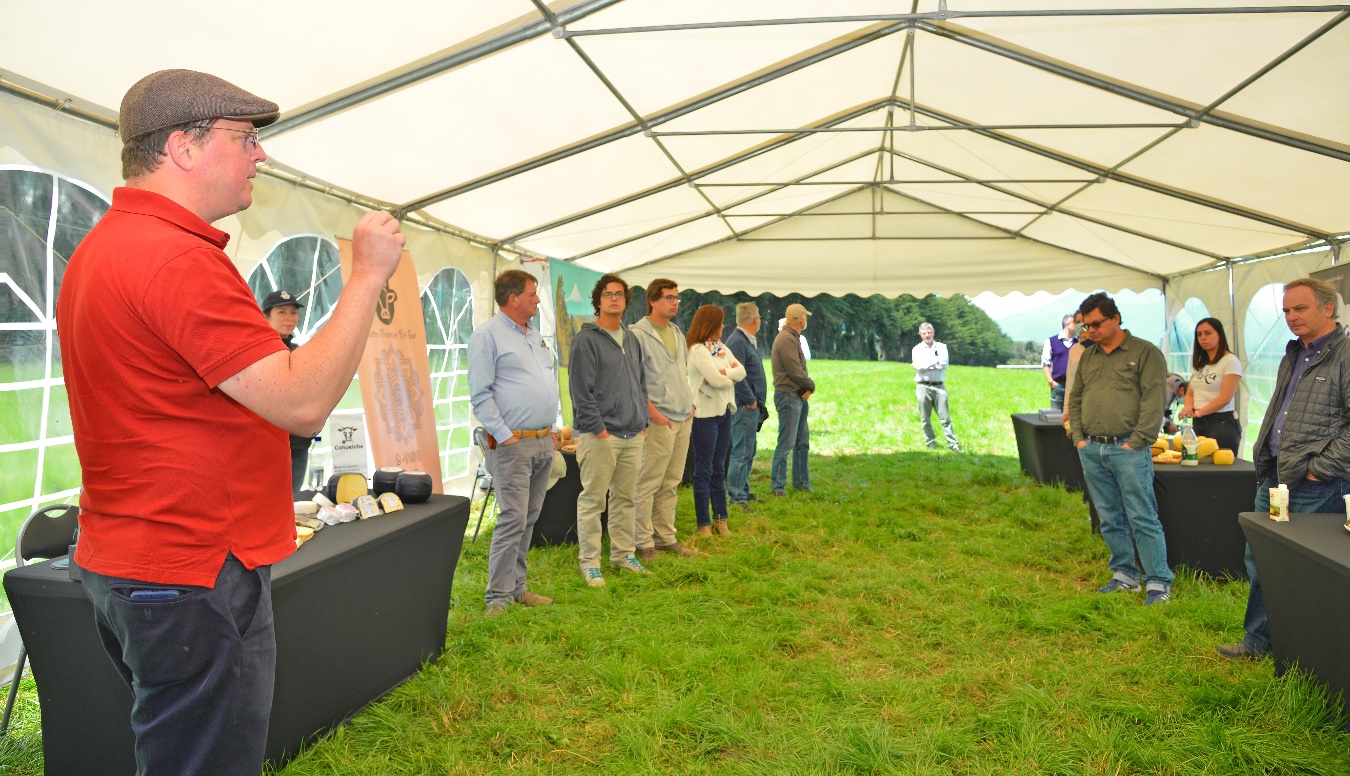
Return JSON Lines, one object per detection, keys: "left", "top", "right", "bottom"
{"left": 726, "top": 326, "right": 767, "bottom": 408}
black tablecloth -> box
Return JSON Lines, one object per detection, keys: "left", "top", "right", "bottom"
{"left": 535, "top": 450, "right": 580, "bottom": 546}
{"left": 1153, "top": 458, "right": 1256, "bottom": 579}
{"left": 1011, "top": 414, "right": 1084, "bottom": 491}
{"left": 3, "top": 495, "right": 469, "bottom": 775}
{"left": 1241, "top": 511, "right": 1350, "bottom": 729}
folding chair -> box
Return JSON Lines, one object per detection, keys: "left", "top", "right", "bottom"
{"left": 1, "top": 503, "right": 80, "bottom": 736}
{"left": 470, "top": 427, "right": 497, "bottom": 541}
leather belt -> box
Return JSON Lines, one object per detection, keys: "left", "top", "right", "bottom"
{"left": 1087, "top": 434, "right": 1131, "bottom": 445}
{"left": 511, "top": 427, "right": 552, "bottom": 439}
{"left": 918, "top": 381, "right": 944, "bottom": 387}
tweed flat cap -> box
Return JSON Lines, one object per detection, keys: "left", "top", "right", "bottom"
{"left": 119, "top": 69, "right": 279, "bottom": 142}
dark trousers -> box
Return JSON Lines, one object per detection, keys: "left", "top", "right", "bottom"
{"left": 81, "top": 554, "right": 276, "bottom": 776}
{"left": 691, "top": 412, "right": 733, "bottom": 526}
{"left": 1192, "top": 411, "right": 1242, "bottom": 453}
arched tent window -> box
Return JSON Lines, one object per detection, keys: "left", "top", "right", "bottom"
{"left": 0, "top": 167, "right": 109, "bottom": 569}
{"left": 246, "top": 235, "right": 344, "bottom": 342}
{"left": 421, "top": 268, "right": 474, "bottom": 484}
{"left": 1243, "top": 282, "right": 1287, "bottom": 459}
{"left": 1166, "top": 298, "right": 1210, "bottom": 377}
{"left": 247, "top": 236, "right": 359, "bottom": 488}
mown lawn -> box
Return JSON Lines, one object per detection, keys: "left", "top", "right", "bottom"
{"left": 2, "top": 362, "right": 1347, "bottom": 775}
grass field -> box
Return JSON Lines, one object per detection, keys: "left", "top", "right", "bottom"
{"left": 2, "top": 362, "right": 1348, "bottom": 774}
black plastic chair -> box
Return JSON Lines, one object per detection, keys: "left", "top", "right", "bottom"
{"left": 1, "top": 503, "right": 80, "bottom": 736}
{"left": 470, "top": 427, "right": 496, "bottom": 542}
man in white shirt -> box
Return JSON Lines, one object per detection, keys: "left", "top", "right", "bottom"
{"left": 911, "top": 322, "right": 961, "bottom": 452}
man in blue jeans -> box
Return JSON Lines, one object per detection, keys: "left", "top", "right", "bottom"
{"left": 727, "top": 302, "right": 766, "bottom": 507}
{"left": 1068, "top": 292, "right": 1174, "bottom": 605}
{"left": 770, "top": 303, "right": 815, "bottom": 496}
{"left": 1219, "top": 277, "right": 1350, "bottom": 659}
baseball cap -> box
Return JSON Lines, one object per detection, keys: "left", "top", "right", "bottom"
{"left": 785, "top": 303, "right": 812, "bottom": 319}
{"left": 262, "top": 290, "right": 302, "bottom": 314}
{"left": 119, "top": 69, "right": 280, "bottom": 142}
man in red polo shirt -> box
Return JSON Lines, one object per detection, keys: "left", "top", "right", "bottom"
{"left": 56, "top": 69, "right": 404, "bottom": 775}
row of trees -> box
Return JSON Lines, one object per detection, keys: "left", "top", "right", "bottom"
{"left": 621, "top": 289, "right": 1017, "bottom": 366}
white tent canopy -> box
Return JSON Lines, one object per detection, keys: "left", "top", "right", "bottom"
{"left": 5, "top": 0, "right": 1348, "bottom": 297}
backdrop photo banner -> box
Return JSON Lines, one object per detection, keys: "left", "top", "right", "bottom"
{"left": 338, "top": 240, "right": 443, "bottom": 491}
{"left": 549, "top": 258, "right": 605, "bottom": 370}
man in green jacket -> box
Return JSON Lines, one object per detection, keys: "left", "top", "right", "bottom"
{"left": 1069, "top": 292, "right": 1173, "bottom": 605}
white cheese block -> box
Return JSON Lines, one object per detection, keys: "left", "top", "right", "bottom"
{"left": 294, "top": 501, "right": 319, "bottom": 516}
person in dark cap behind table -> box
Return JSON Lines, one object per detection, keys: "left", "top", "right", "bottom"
{"left": 262, "top": 289, "right": 318, "bottom": 496}
{"left": 57, "top": 69, "right": 405, "bottom": 775}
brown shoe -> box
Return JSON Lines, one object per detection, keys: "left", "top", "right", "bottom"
{"left": 656, "top": 541, "right": 696, "bottom": 557}
{"left": 636, "top": 546, "right": 659, "bottom": 562}
{"left": 697, "top": 525, "right": 712, "bottom": 537}
{"left": 713, "top": 518, "right": 731, "bottom": 536}
{"left": 513, "top": 589, "right": 553, "bottom": 607}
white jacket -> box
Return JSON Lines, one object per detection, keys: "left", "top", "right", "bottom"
{"left": 687, "top": 341, "right": 747, "bottom": 418}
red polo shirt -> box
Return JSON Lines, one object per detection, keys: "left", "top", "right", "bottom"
{"left": 57, "top": 187, "right": 294, "bottom": 587}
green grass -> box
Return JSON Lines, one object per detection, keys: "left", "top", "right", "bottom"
{"left": 3, "top": 363, "right": 1349, "bottom": 774}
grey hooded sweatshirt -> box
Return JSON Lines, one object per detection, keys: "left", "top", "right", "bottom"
{"left": 568, "top": 321, "right": 649, "bottom": 438}
{"left": 628, "top": 317, "right": 694, "bottom": 422}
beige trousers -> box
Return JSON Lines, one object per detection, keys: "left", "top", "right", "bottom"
{"left": 633, "top": 417, "right": 693, "bottom": 549}
{"left": 576, "top": 432, "right": 645, "bottom": 568}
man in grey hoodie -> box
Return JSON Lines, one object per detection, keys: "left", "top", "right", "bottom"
{"left": 629, "top": 279, "right": 697, "bottom": 560}
{"left": 569, "top": 273, "right": 651, "bottom": 587}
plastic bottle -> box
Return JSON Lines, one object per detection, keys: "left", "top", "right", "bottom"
{"left": 1180, "top": 423, "right": 1199, "bottom": 466}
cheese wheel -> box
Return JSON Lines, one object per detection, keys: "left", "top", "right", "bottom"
{"left": 294, "top": 501, "right": 319, "bottom": 516}
{"left": 372, "top": 467, "right": 404, "bottom": 496}
{"left": 1213, "top": 449, "right": 1235, "bottom": 465}
{"left": 377, "top": 492, "right": 404, "bottom": 513}
{"left": 312, "top": 492, "right": 335, "bottom": 508}
{"left": 1172, "top": 435, "right": 1185, "bottom": 452}
{"left": 327, "top": 472, "right": 369, "bottom": 504}
{"left": 1197, "top": 439, "right": 1220, "bottom": 460}
{"left": 395, "top": 471, "right": 434, "bottom": 504}
{"left": 352, "top": 494, "right": 381, "bottom": 519}
{"left": 1150, "top": 441, "right": 1167, "bottom": 455}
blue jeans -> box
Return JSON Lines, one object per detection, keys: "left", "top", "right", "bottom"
{"left": 772, "top": 392, "right": 810, "bottom": 492}
{"left": 1243, "top": 470, "right": 1349, "bottom": 653}
{"left": 1049, "top": 384, "right": 1065, "bottom": 410}
{"left": 726, "top": 406, "right": 759, "bottom": 503}
{"left": 1078, "top": 441, "right": 1174, "bottom": 588}
{"left": 81, "top": 554, "right": 275, "bottom": 776}
{"left": 691, "top": 413, "right": 732, "bottom": 526}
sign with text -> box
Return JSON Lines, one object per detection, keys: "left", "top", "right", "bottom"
{"left": 337, "top": 240, "right": 443, "bottom": 491}
{"left": 328, "top": 414, "right": 369, "bottom": 476}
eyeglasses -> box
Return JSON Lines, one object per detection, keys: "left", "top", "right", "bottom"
{"left": 659, "top": 295, "right": 679, "bottom": 303}
{"left": 207, "top": 126, "right": 261, "bottom": 150}
{"left": 600, "top": 291, "right": 625, "bottom": 300}
{"left": 1082, "top": 316, "right": 1116, "bottom": 330}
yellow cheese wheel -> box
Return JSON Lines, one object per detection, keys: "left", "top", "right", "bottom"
{"left": 1197, "top": 439, "right": 1219, "bottom": 460}
{"left": 1150, "top": 441, "right": 1167, "bottom": 455}
{"left": 1213, "top": 449, "right": 1235, "bottom": 465}
{"left": 1172, "top": 434, "right": 1185, "bottom": 452}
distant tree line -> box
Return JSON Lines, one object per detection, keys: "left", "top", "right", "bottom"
{"left": 622, "top": 288, "right": 1015, "bottom": 366}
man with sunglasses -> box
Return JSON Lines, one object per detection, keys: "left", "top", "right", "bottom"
{"left": 58, "top": 69, "right": 404, "bottom": 775}
{"left": 629, "top": 279, "right": 697, "bottom": 560}
{"left": 1068, "top": 292, "right": 1174, "bottom": 605}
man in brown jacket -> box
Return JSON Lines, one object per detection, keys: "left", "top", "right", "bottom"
{"left": 771, "top": 303, "right": 816, "bottom": 496}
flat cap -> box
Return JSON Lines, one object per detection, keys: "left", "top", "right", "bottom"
{"left": 785, "top": 303, "right": 812, "bottom": 319}
{"left": 119, "top": 69, "right": 279, "bottom": 142}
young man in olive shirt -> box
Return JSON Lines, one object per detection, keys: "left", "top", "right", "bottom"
{"left": 1068, "top": 292, "right": 1174, "bottom": 605}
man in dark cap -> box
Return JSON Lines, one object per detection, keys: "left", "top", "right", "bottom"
{"left": 57, "top": 69, "right": 405, "bottom": 775}
{"left": 262, "top": 289, "right": 317, "bottom": 495}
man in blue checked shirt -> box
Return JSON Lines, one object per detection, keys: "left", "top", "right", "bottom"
{"left": 468, "top": 270, "right": 561, "bottom": 617}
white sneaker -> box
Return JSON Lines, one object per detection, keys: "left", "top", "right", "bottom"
{"left": 581, "top": 567, "right": 606, "bottom": 587}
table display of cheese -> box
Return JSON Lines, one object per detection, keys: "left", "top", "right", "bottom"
{"left": 291, "top": 467, "right": 435, "bottom": 549}
{"left": 1149, "top": 433, "right": 1236, "bottom": 465}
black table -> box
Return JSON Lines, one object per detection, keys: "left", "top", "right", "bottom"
{"left": 534, "top": 450, "right": 580, "bottom": 546}
{"left": 1152, "top": 458, "right": 1256, "bottom": 579}
{"left": 1240, "top": 511, "right": 1350, "bottom": 729}
{"left": 1011, "top": 413, "right": 1084, "bottom": 491}
{"left": 3, "top": 495, "right": 469, "bottom": 775}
